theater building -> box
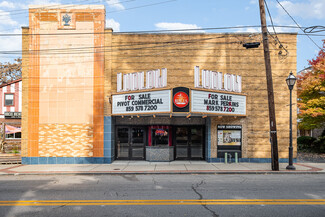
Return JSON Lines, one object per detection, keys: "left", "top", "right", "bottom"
{"left": 21, "top": 5, "right": 297, "bottom": 164}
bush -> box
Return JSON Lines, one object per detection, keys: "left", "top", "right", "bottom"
{"left": 321, "top": 129, "right": 325, "bottom": 137}
{"left": 297, "top": 136, "right": 325, "bottom": 153}
{"left": 297, "top": 136, "right": 316, "bottom": 152}
{"left": 312, "top": 136, "right": 325, "bottom": 153}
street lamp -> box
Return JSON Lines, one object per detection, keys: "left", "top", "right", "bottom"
{"left": 286, "top": 72, "right": 296, "bottom": 170}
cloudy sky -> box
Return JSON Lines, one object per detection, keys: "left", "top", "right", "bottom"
{"left": 0, "top": 0, "right": 324, "bottom": 71}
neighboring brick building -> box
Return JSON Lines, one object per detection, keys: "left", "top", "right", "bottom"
{"left": 0, "top": 79, "right": 22, "bottom": 137}
{"left": 0, "top": 79, "right": 22, "bottom": 152}
{"left": 0, "top": 79, "right": 22, "bottom": 120}
{"left": 21, "top": 5, "right": 297, "bottom": 164}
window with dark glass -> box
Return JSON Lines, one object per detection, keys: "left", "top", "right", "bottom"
{"left": 4, "top": 94, "right": 14, "bottom": 106}
{"left": 151, "top": 129, "right": 169, "bottom": 146}
{"left": 132, "top": 128, "right": 144, "bottom": 143}
{"left": 5, "top": 132, "right": 21, "bottom": 139}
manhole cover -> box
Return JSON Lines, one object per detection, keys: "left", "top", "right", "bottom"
{"left": 114, "top": 168, "right": 120, "bottom": 170}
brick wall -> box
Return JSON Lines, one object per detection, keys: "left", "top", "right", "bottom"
{"left": 105, "top": 32, "right": 297, "bottom": 159}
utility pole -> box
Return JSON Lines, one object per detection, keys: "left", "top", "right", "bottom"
{"left": 259, "top": 0, "right": 279, "bottom": 171}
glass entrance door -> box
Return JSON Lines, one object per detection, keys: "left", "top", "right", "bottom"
{"left": 117, "top": 127, "right": 129, "bottom": 159}
{"left": 174, "top": 126, "right": 204, "bottom": 160}
{"left": 190, "top": 127, "right": 204, "bottom": 159}
{"left": 116, "top": 126, "right": 146, "bottom": 160}
{"left": 131, "top": 127, "right": 146, "bottom": 159}
{"left": 175, "top": 127, "right": 188, "bottom": 159}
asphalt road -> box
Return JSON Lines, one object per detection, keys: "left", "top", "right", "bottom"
{"left": 0, "top": 174, "right": 324, "bottom": 217}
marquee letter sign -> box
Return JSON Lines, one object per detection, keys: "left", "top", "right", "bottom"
{"left": 117, "top": 68, "right": 167, "bottom": 92}
{"left": 112, "top": 90, "right": 171, "bottom": 115}
{"left": 191, "top": 90, "right": 246, "bottom": 115}
{"left": 194, "top": 66, "right": 242, "bottom": 93}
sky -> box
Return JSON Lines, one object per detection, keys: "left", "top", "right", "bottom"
{"left": 0, "top": 0, "right": 324, "bottom": 71}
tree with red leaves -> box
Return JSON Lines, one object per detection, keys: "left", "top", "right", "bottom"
{"left": 297, "top": 40, "right": 325, "bottom": 130}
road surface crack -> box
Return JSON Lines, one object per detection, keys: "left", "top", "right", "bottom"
{"left": 152, "top": 176, "right": 158, "bottom": 185}
{"left": 191, "top": 179, "right": 219, "bottom": 217}
{"left": 53, "top": 203, "right": 67, "bottom": 209}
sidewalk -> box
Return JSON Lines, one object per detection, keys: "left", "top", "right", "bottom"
{"left": 1, "top": 161, "right": 325, "bottom": 175}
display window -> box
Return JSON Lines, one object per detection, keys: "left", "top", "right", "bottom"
{"left": 148, "top": 126, "right": 172, "bottom": 146}
{"left": 217, "top": 125, "right": 242, "bottom": 158}
{"left": 218, "top": 129, "right": 241, "bottom": 146}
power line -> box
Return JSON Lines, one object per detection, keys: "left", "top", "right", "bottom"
{"left": 0, "top": 0, "right": 97, "bottom": 15}
{"left": 0, "top": 35, "right": 296, "bottom": 69}
{"left": 264, "top": 0, "right": 289, "bottom": 56}
{"left": 0, "top": 25, "right": 304, "bottom": 37}
{"left": 0, "top": 0, "right": 174, "bottom": 33}
{"left": 275, "top": 0, "right": 324, "bottom": 51}
{"left": 1, "top": 35, "right": 251, "bottom": 54}
{"left": 0, "top": 39, "right": 296, "bottom": 57}
{"left": 303, "top": 26, "right": 325, "bottom": 34}
{"left": 107, "top": 0, "right": 177, "bottom": 13}
{"left": 0, "top": 0, "right": 173, "bottom": 22}
{"left": 0, "top": 0, "right": 136, "bottom": 17}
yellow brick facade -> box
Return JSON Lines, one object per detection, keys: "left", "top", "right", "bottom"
{"left": 38, "top": 124, "right": 93, "bottom": 157}
{"left": 22, "top": 5, "right": 297, "bottom": 163}
{"left": 104, "top": 32, "right": 297, "bottom": 159}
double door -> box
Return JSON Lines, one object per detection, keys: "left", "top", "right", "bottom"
{"left": 116, "top": 127, "right": 146, "bottom": 160}
{"left": 174, "top": 126, "right": 204, "bottom": 160}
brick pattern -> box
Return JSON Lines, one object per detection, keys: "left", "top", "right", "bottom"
{"left": 38, "top": 124, "right": 94, "bottom": 157}
{"left": 105, "top": 33, "right": 297, "bottom": 159}
{"left": 28, "top": 11, "right": 40, "bottom": 157}
{"left": 21, "top": 27, "right": 29, "bottom": 157}
{"left": 23, "top": 7, "right": 105, "bottom": 158}
{"left": 92, "top": 11, "right": 105, "bottom": 157}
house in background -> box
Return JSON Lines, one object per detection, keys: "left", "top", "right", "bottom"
{"left": 0, "top": 79, "right": 22, "bottom": 147}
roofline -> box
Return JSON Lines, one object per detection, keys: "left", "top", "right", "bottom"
{"left": 106, "top": 31, "right": 298, "bottom": 35}
{"left": 0, "top": 78, "right": 22, "bottom": 88}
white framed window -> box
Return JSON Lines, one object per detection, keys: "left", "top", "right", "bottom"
{"left": 4, "top": 93, "right": 14, "bottom": 106}
{"left": 5, "top": 132, "right": 21, "bottom": 139}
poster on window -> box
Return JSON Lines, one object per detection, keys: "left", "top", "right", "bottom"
{"left": 217, "top": 125, "right": 241, "bottom": 146}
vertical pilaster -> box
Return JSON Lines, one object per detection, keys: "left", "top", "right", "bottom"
{"left": 205, "top": 117, "right": 211, "bottom": 162}
{"left": 104, "top": 116, "right": 115, "bottom": 163}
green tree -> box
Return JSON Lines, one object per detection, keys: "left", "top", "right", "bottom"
{"left": 0, "top": 58, "right": 22, "bottom": 85}
{"left": 297, "top": 40, "right": 325, "bottom": 130}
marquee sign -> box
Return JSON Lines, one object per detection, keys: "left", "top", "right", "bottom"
{"left": 112, "top": 90, "right": 171, "bottom": 115}
{"left": 117, "top": 68, "right": 167, "bottom": 92}
{"left": 194, "top": 66, "right": 242, "bottom": 93}
{"left": 191, "top": 90, "right": 246, "bottom": 115}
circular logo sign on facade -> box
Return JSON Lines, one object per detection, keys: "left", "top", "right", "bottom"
{"left": 173, "top": 91, "right": 189, "bottom": 108}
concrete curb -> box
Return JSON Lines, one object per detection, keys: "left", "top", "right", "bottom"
{"left": 0, "top": 171, "right": 324, "bottom": 176}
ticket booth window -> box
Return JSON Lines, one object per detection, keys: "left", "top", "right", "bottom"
{"left": 151, "top": 128, "right": 169, "bottom": 146}
{"left": 149, "top": 126, "right": 171, "bottom": 146}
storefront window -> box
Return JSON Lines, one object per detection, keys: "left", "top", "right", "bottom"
{"left": 151, "top": 128, "right": 169, "bottom": 146}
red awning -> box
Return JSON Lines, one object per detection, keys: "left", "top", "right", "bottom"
{"left": 5, "top": 125, "right": 21, "bottom": 134}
